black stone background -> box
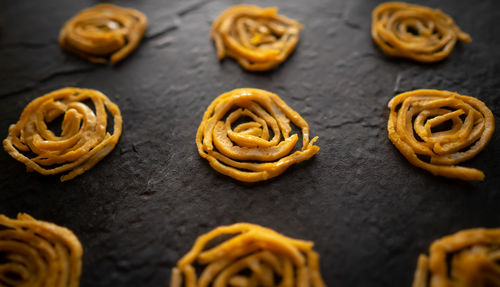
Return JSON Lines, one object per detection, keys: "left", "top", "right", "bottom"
{"left": 1, "top": 0, "right": 499, "bottom": 286}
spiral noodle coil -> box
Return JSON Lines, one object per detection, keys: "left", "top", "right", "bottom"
{"left": 387, "top": 89, "right": 494, "bottom": 180}
{"left": 211, "top": 5, "right": 302, "bottom": 71}
{"left": 3, "top": 87, "right": 123, "bottom": 182}
{"left": 170, "top": 223, "right": 326, "bottom": 287}
{"left": 0, "top": 213, "right": 83, "bottom": 287}
{"left": 196, "top": 88, "right": 319, "bottom": 182}
{"left": 59, "top": 4, "right": 147, "bottom": 64}
{"left": 412, "top": 228, "right": 500, "bottom": 287}
{"left": 372, "top": 2, "right": 471, "bottom": 62}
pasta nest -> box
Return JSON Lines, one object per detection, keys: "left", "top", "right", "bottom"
{"left": 196, "top": 88, "right": 319, "bottom": 182}
{"left": 211, "top": 5, "right": 302, "bottom": 71}
{"left": 387, "top": 89, "right": 494, "bottom": 181}
{"left": 372, "top": 2, "right": 471, "bottom": 62}
{"left": 3, "top": 87, "right": 123, "bottom": 182}
{"left": 412, "top": 228, "right": 500, "bottom": 287}
{"left": 0, "top": 213, "right": 83, "bottom": 287}
{"left": 59, "top": 4, "right": 147, "bottom": 64}
{"left": 170, "top": 223, "right": 325, "bottom": 287}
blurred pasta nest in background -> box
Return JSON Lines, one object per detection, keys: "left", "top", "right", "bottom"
{"left": 59, "top": 3, "right": 147, "bottom": 64}
{"left": 372, "top": 2, "right": 471, "bottom": 62}
{"left": 171, "top": 223, "right": 325, "bottom": 287}
{"left": 412, "top": 228, "right": 500, "bottom": 287}
{"left": 211, "top": 5, "right": 302, "bottom": 71}
{"left": 0, "top": 213, "right": 82, "bottom": 287}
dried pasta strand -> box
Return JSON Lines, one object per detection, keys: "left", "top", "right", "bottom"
{"left": 3, "top": 87, "right": 123, "bottom": 182}
{"left": 211, "top": 5, "right": 303, "bottom": 71}
{"left": 196, "top": 88, "right": 319, "bottom": 182}
{"left": 387, "top": 89, "right": 494, "bottom": 180}
{"left": 0, "top": 213, "right": 83, "bottom": 287}
{"left": 412, "top": 228, "right": 500, "bottom": 287}
{"left": 59, "top": 4, "right": 147, "bottom": 64}
{"left": 372, "top": 2, "right": 471, "bottom": 62}
{"left": 171, "top": 223, "right": 326, "bottom": 287}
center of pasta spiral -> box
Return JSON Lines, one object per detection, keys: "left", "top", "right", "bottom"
{"left": 211, "top": 5, "right": 303, "bottom": 71}
{"left": 3, "top": 87, "right": 122, "bottom": 182}
{"left": 0, "top": 213, "right": 83, "bottom": 287}
{"left": 387, "top": 89, "right": 494, "bottom": 180}
{"left": 170, "top": 223, "right": 326, "bottom": 287}
{"left": 196, "top": 88, "right": 319, "bottom": 182}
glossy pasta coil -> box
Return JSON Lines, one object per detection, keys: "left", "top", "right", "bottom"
{"left": 59, "top": 4, "right": 147, "bottom": 64}
{"left": 372, "top": 2, "right": 471, "bottom": 62}
{"left": 196, "top": 88, "right": 319, "bottom": 182}
{"left": 387, "top": 89, "right": 494, "bottom": 180}
{"left": 171, "top": 223, "right": 326, "bottom": 287}
{"left": 0, "top": 213, "right": 83, "bottom": 287}
{"left": 3, "top": 87, "right": 122, "bottom": 182}
{"left": 211, "top": 5, "right": 302, "bottom": 71}
{"left": 412, "top": 228, "right": 500, "bottom": 287}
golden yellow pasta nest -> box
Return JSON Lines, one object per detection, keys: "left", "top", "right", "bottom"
{"left": 412, "top": 228, "right": 500, "bottom": 287}
{"left": 170, "top": 223, "right": 326, "bottom": 287}
{"left": 59, "top": 4, "right": 147, "bottom": 64}
{"left": 196, "top": 88, "right": 319, "bottom": 182}
{"left": 211, "top": 5, "right": 303, "bottom": 71}
{"left": 3, "top": 87, "right": 122, "bottom": 182}
{"left": 387, "top": 89, "right": 494, "bottom": 181}
{"left": 0, "top": 213, "right": 83, "bottom": 287}
{"left": 372, "top": 2, "right": 471, "bottom": 62}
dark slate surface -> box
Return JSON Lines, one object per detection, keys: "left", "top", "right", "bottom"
{"left": 1, "top": 0, "right": 499, "bottom": 286}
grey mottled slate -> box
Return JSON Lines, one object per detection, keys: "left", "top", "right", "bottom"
{"left": 0, "top": 0, "right": 499, "bottom": 286}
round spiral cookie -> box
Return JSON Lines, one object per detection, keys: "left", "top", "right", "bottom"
{"left": 211, "top": 5, "right": 302, "bottom": 71}
{"left": 387, "top": 89, "right": 494, "bottom": 181}
{"left": 412, "top": 228, "right": 500, "bottom": 287}
{"left": 59, "top": 4, "right": 147, "bottom": 64}
{"left": 0, "top": 213, "right": 83, "bottom": 287}
{"left": 3, "top": 87, "right": 122, "bottom": 182}
{"left": 196, "top": 88, "right": 319, "bottom": 182}
{"left": 170, "top": 223, "right": 326, "bottom": 287}
{"left": 372, "top": 2, "right": 471, "bottom": 62}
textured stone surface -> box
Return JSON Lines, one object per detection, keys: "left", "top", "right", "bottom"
{"left": 1, "top": 0, "right": 499, "bottom": 286}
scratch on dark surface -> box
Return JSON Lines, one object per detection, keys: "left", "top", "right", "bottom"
{"left": 145, "top": 22, "right": 179, "bottom": 41}
{"left": 325, "top": 118, "right": 365, "bottom": 129}
{"left": 145, "top": 0, "right": 214, "bottom": 43}
{"left": 344, "top": 20, "right": 361, "bottom": 30}
{"left": 0, "top": 41, "right": 56, "bottom": 50}
{"left": 120, "top": 144, "right": 139, "bottom": 155}
{"left": 120, "top": 141, "right": 155, "bottom": 155}
{"left": 393, "top": 72, "right": 402, "bottom": 93}
{"left": 153, "top": 36, "right": 174, "bottom": 49}
{"left": 176, "top": 0, "right": 212, "bottom": 17}
{"left": 39, "top": 66, "right": 96, "bottom": 84}
{"left": 0, "top": 86, "right": 37, "bottom": 99}
{"left": 361, "top": 122, "right": 383, "bottom": 129}
{"left": 0, "top": 66, "right": 96, "bottom": 99}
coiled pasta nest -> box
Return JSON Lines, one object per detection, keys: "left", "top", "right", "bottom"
{"left": 196, "top": 88, "right": 319, "bottom": 182}
{"left": 171, "top": 223, "right": 325, "bottom": 287}
{"left": 412, "top": 228, "right": 500, "bottom": 287}
{"left": 211, "top": 5, "right": 302, "bottom": 71}
{"left": 372, "top": 2, "right": 471, "bottom": 62}
{"left": 59, "top": 4, "right": 147, "bottom": 64}
{"left": 0, "top": 213, "right": 83, "bottom": 287}
{"left": 3, "top": 87, "right": 122, "bottom": 182}
{"left": 387, "top": 89, "right": 494, "bottom": 180}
